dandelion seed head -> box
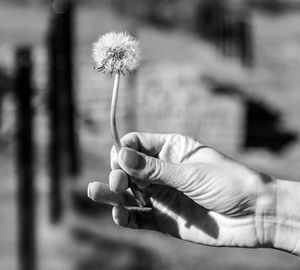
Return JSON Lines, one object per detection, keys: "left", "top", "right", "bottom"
{"left": 92, "top": 31, "right": 141, "bottom": 74}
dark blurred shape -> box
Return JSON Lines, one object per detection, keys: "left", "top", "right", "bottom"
{"left": 236, "top": 16, "right": 253, "bottom": 67}
{"left": 72, "top": 226, "right": 168, "bottom": 270}
{"left": 110, "top": 0, "right": 254, "bottom": 66}
{"left": 205, "top": 76, "right": 297, "bottom": 152}
{"left": 247, "top": 0, "right": 300, "bottom": 15}
{"left": 248, "top": 0, "right": 284, "bottom": 13}
{"left": 52, "top": 0, "right": 71, "bottom": 14}
{"left": 47, "top": 0, "right": 79, "bottom": 223}
{"left": 71, "top": 187, "right": 111, "bottom": 217}
{"left": 195, "top": 0, "right": 254, "bottom": 66}
{"left": 247, "top": 0, "right": 300, "bottom": 14}
{"left": 144, "top": 0, "right": 175, "bottom": 27}
{"left": 244, "top": 100, "right": 297, "bottom": 152}
{"left": 15, "top": 46, "right": 36, "bottom": 270}
{"left": 196, "top": 0, "right": 226, "bottom": 42}
{"left": 111, "top": 0, "right": 176, "bottom": 28}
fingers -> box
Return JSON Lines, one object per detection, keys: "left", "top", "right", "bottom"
{"left": 110, "top": 132, "right": 167, "bottom": 170}
{"left": 118, "top": 147, "right": 178, "bottom": 187}
{"left": 88, "top": 182, "right": 156, "bottom": 230}
{"left": 109, "top": 169, "right": 150, "bottom": 192}
{"left": 112, "top": 206, "right": 158, "bottom": 231}
{"left": 110, "top": 169, "right": 151, "bottom": 207}
{"left": 120, "top": 132, "right": 167, "bottom": 156}
{"left": 87, "top": 182, "right": 137, "bottom": 206}
{"left": 109, "top": 169, "right": 128, "bottom": 192}
{"left": 110, "top": 146, "right": 120, "bottom": 170}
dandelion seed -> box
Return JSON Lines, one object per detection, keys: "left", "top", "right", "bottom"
{"left": 92, "top": 31, "right": 141, "bottom": 75}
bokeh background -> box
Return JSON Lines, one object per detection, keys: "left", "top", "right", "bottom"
{"left": 1, "top": 0, "right": 300, "bottom": 269}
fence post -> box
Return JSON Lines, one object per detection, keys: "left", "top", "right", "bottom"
{"left": 47, "top": 0, "right": 79, "bottom": 223}
{"left": 47, "top": 19, "right": 63, "bottom": 223}
{"left": 56, "top": 0, "right": 80, "bottom": 176}
{"left": 15, "top": 46, "right": 36, "bottom": 270}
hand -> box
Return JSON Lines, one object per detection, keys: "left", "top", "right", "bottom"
{"left": 88, "top": 132, "right": 280, "bottom": 249}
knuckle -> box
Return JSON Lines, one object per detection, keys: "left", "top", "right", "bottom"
{"left": 126, "top": 131, "right": 139, "bottom": 138}
{"left": 121, "top": 132, "right": 140, "bottom": 149}
{"left": 121, "top": 132, "right": 139, "bottom": 143}
{"left": 145, "top": 157, "right": 166, "bottom": 181}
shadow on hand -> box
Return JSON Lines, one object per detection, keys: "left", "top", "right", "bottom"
{"left": 134, "top": 155, "right": 219, "bottom": 240}
{"left": 149, "top": 185, "right": 220, "bottom": 240}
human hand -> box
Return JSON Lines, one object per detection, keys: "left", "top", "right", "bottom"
{"left": 88, "top": 133, "right": 283, "bottom": 250}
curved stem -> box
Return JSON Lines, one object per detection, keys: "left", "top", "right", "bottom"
{"left": 110, "top": 71, "right": 122, "bottom": 152}
{"left": 109, "top": 70, "right": 147, "bottom": 207}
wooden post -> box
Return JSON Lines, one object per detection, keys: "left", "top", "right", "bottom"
{"left": 15, "top": 46, "right": 35, "bottom": 270}
{"left": 53, "top": 0, "right": 79, "bottom": 176}
{"left": 47, "top": 0, "right": 79, "bottom": 222}
{"left": 64, "top": 0, "right": 80, "bottom": 176}
{"left": 47, "top": 3, "right": 63, "bottom": 223}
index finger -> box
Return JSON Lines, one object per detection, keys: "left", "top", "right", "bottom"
{"left": 110, "top": 132, "right": 167, "bottom": 170}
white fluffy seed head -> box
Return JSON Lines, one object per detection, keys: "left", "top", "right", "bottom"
{"left": 92, "top": 31, "right": 141, "bottom": 75}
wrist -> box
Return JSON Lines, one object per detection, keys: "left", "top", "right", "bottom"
{"left": 254, "top": 173, "right": 277, "bottom": 248}
{"left": 273, "top": 179, "right": 300, "bottom": 256}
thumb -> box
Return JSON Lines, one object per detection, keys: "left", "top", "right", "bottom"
{"left": 118, "top": 147, "right": 177, "bottom": 186}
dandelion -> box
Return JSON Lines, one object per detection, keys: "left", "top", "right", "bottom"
{"left": 92, "top": 31, "right": 141, "bottom": 75}
{"left": 92, "top": 31, "right": 146, "bottom": 207}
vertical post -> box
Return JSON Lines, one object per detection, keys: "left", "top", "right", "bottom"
{"left": 15, "top": 46, "right": 35, "bottom": 270}
{"left": 52, "top": 0, "right": 79, "bottom": 176}
{"left": 47, "top": 20, "right": 63, "bottom": 223}
{"left": 62, "top": 0, "right": 80, "bottom": 175}
{"left": 47, "top": 0, "right": 79, "bottom": 222}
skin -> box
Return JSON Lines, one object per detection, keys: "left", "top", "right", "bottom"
{"left": 88, "top": 132, "right": 300, "bottom": 255}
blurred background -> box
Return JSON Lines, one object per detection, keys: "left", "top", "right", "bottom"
{"left": 1, "top": 0, "right": 300, "bottom": 269}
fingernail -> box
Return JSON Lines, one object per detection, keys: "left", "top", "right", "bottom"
{"left": 112, "top": 206, "right": 129, "bottom": 227}
{"left": 87, "top": 183, "right": 93, "bottom": 199}
{"left": 120, "top": 148, "right": 139, "bottom": 169}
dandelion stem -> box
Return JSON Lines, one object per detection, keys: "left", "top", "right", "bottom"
{"left": 110, "top": 70, "right": 122, "bottom": 152}
{"left": 109, "top": 70, "right": 147, "bottom": 207}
